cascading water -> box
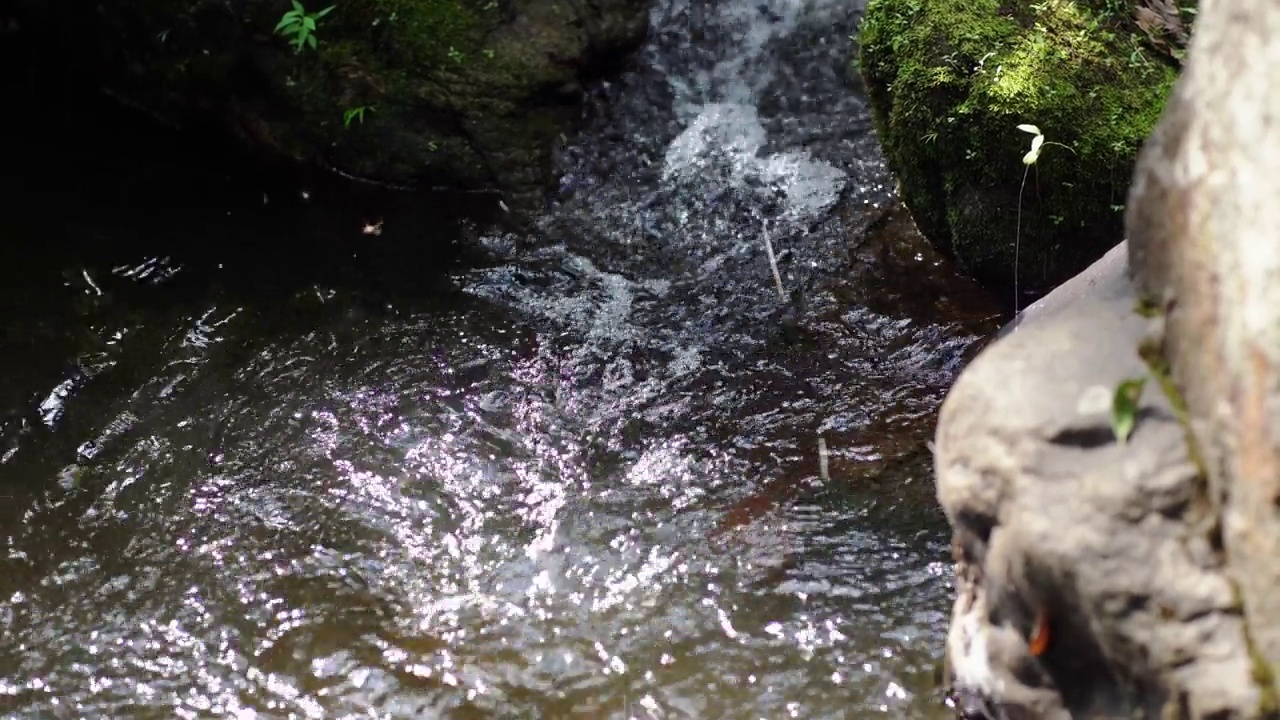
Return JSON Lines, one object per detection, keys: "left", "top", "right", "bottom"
{"left": 0, "top": 0, "right": 1002, "bottom": 718}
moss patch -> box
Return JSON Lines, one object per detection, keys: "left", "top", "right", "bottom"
{"left": 857, "top": 0, "right": 1184, "bottom": 297}
{"left": 262, "top": 0, "right": 511, "bottom": 183}
{"left": 335, "top": 0, "right": 495, "bottom": 68}
{"left": 254, "top": 0, "right": 615, "bottom": 195}
{"left": 1230, "top": 582, "right": 1280, "bottom": 716}
{"left": 1251, "top": 636, "right": 1280, "bottom": 717}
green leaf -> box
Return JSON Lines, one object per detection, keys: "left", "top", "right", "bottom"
{"left": 342, "top": 106, "right": 372, "bottom": 128}
{"left": 316, "top": 5, "right": 336, "bottom": 18}
{"left": 303, "top": 16, "right": 316, "bottom": 31}
{"left": 307, "top": 33, "right": 318, "bottom": 49}
{"left": 274, "top": 15, "right": 295, "bottom": 32}
{"left": 291, "top": 0, "right": 305, "bottom": 13}
{"left": 1111, "top": 377, "right": 1147, "bottom": 444}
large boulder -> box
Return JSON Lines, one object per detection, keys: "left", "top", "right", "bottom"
{"left": 857, "top": 0, "right": 1189, "bottom": 299}
{"left": 935, "top": 244, "right": 1264, "bottom": 718}
{"left": 7, "top": 0, "right": 650, "bottom": 207}
{"left": 933, "top": 0, "right": 1280, "bottom": 715}
{"left": 1127, "top": 0, "right": 1280, "bottom": 699}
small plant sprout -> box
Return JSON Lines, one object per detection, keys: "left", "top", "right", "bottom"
{"left": 343, "top": 105, "right": 374, "bottom": 128}
{"left": 275, "top": 1, "right": 335, "bottom": 52}
{"left": 1014, "top": 124, "right": 1077, "bottom": 313}
{"left": 1111, "top": 376, "right": 1147, "bottom": 444}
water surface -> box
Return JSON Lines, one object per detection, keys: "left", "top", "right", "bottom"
{"left": 0, "top": 0, "right": 1002, "bottom": 717}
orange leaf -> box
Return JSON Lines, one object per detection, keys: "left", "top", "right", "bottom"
{"left": 1029, "top": 608, "right": 1052, "bottom": 656}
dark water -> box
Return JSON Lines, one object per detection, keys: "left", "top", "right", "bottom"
{"left": 0, "top": 0, "right": 1002, "bottom": 717}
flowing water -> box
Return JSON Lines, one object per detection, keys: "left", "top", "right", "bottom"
{"left": 0, "top": 0, "right": 1004, "bottom": 717}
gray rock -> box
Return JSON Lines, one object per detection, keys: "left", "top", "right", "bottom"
{"left": 935, "top": 248, "right": 1263, "bottom": 717}
{"left": 1127, "top": 0, "right": 1280, "bottom": 684}
{"left": 998, "top": 241, "right": 1131, "bottom": 340}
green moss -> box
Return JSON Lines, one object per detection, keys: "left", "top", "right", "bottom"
{"left": 858, "top": 0, "right": 1182, "bottom": 295}
{"left": 1229, "top": 582, "right": 1280, "bottom": 716}
{"left": 1251, "top": 634, "right": 1280, "bottom": 716}
{"left": 1137, "top": 332, "right": 1209, "bottom": 481}
{"left": 257, "top": 0, "right": 558, "bottom": 184}
{"left": 1134, "top": 293, "right": 1162, "bottom": 318}
{"left": 330, "top": 0, "right": 494, "bottom": 68}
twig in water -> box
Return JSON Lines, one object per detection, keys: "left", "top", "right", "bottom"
{"left": 763, "top": 230, "right": 787, "bottom": 302}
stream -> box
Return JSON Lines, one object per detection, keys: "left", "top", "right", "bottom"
{"left": 0, "top": 0, "right": 1004, "bottom": 717}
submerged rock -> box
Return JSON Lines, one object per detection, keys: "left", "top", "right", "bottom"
{"left": 856, "top": 0, "right": 1189, "bottom": 299}
{"left": 8, "top": 0, "right": 650, "bottom": 207}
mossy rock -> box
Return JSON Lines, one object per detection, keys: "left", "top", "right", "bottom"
{"left": 857, "top": 0, "right": 1191, "bottom": 299}
{"left": 13, "top": 0, "right": 649, "bottom": 208}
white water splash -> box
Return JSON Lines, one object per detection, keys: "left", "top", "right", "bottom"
{"left": 663, "top": 103, "right": 845, "bottom": 226}
{"left": 662, "top": 0, "right": 814, "bottom": 114}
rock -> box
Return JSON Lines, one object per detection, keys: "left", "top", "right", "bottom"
{"left": 997, "top": 240, "right": 1131, "bottom": 340}
{"left": 934, "top": 0, "right": 1280, "bottom": 702}
{"left": 856, "top": 0, "right": 1186, "bottom": 298}
{"left": 935, "top": 247, "right": 1265, "bottom": 718}
{"left": 1127, "top": 0, "right": 1280, "bottom": 705}
{"left": 9, "top": 0, "right": 651, "bottom": 208}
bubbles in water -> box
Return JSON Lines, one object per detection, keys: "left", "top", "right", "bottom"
{"left": 662, "top": 101, "right": 846, "bottom": 244}
{"left": 759, "top": 151, "right": 848, "bottom": 223}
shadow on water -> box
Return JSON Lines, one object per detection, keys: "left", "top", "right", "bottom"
{"left": 0, "top": 0, "right": 1004, "bottom": 718}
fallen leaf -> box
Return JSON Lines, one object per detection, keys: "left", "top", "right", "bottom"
{"left": 1029, "top": 608, "right": 1052, "bottom": 656}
